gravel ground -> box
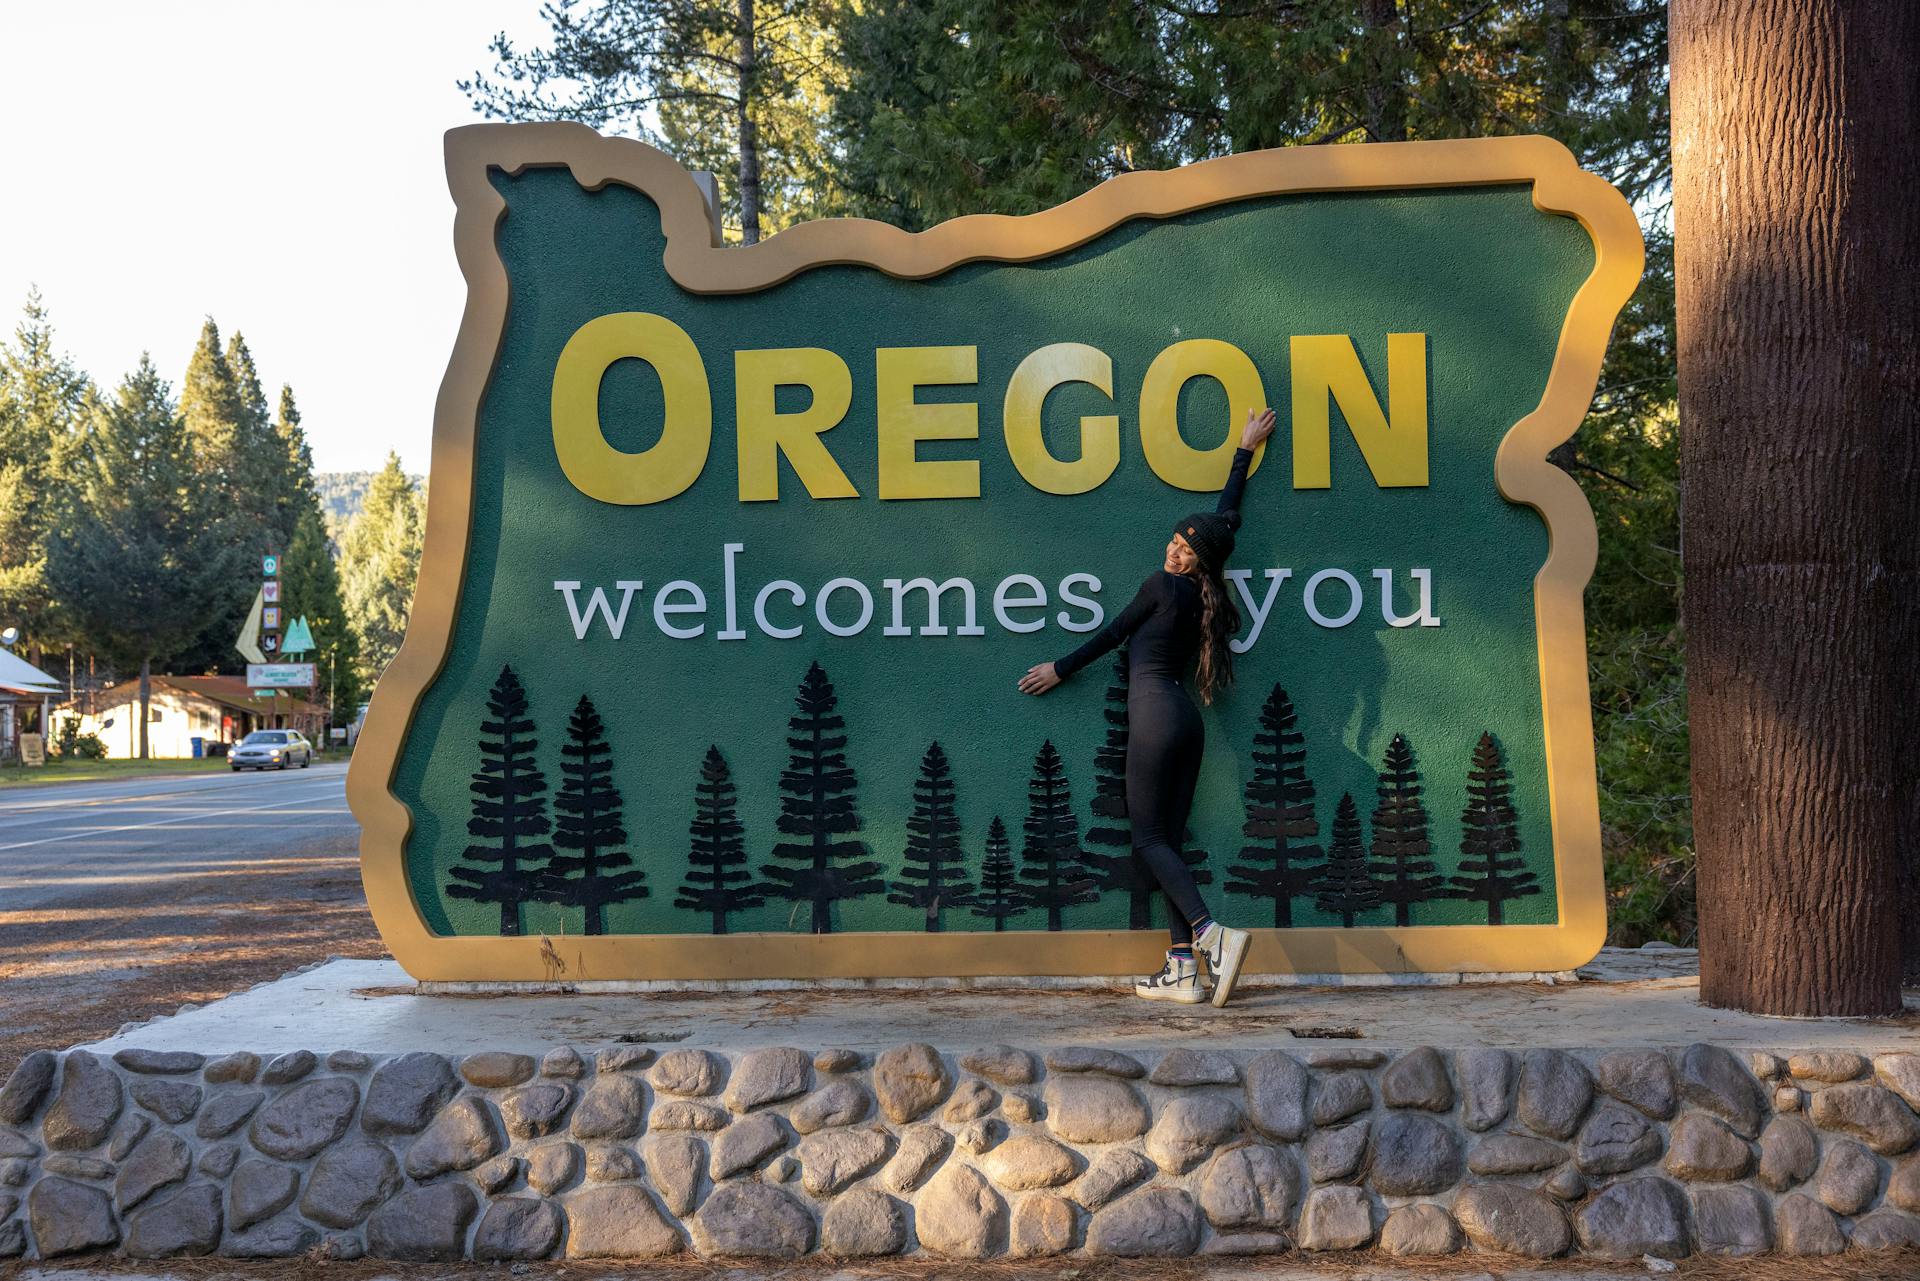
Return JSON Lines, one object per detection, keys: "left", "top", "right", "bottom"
{"left": 0, "top": 766, "right": 385, "bottom": 1077}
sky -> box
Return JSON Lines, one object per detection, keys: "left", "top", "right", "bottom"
{"left": 0, "top": 0, "right": 567, "bottom": 474}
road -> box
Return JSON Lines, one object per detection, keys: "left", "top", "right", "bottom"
{"left": 0, "top": 763, "right": 386, "bottom": 1075}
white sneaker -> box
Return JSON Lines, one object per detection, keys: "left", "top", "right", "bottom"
{"left": 1195, "top": 921, "right": 1251, "bottom": 1007}
{"left": 1134, "top": 952, "right": 1206, "bottom": 1003}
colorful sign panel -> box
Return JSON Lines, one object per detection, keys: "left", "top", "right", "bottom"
{"left": 283, "top": 617, "right": 316, "bottom": 656}
{"left": 348, "top": 123, "right": 1642, "bottom": 982}
{"left": 247, "top": 663, "right": 316, "bottom": 689}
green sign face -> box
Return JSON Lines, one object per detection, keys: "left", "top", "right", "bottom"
{"left": 348, "top": 123, "right": 1642, "bottom": 982}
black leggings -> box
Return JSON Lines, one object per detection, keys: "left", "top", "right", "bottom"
{"left": 1126, "top": 678, "right": 1211, "bottom": 945}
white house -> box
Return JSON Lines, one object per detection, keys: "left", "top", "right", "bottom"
{"left": 60, "top": 675, "right": 327, "bottom": 759}
{"left": 0, "top": 646, "right": 62, "bottom": 761}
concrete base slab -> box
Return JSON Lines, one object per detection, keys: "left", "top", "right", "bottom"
{"left": 81, "top": 947, "right": 1919, "bottom": 1058}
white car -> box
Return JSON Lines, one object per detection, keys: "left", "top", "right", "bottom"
{"left": 230, "top": 729, "right": 314, "bottom": 771}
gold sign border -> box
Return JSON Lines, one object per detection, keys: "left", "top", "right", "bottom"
{"left": 348, "top": 123, "right": 1643, "bottom": 982}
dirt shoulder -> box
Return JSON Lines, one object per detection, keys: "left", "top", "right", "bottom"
{"left": 0, "top": 831, "right": 385, "bottom": 1079}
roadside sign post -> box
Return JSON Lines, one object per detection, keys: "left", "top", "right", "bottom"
{"left": 259, "top": 553, "right": 281, "bottom": 725}
{"left": 246, "top": 664, "right": 317, "bottom": 689}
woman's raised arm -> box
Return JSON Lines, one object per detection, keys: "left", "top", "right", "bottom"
{"left": 1219, "top": 407, "right": 1276, "bottom": 517}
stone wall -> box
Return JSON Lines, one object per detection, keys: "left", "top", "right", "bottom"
{"left": 2, "top": 1041, "right": 1918, "bottom": 1262}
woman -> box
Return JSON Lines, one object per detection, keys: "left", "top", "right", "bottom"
{"left": 1018, "top": 407, "right": 1275, "bottom": 1007}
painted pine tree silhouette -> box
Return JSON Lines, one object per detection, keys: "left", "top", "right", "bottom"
{"left": 676, "top": 745, "right": 762, "bottom": 934}
{"left": 447, "top": 664, "right": 554, "bottom": 936}
{"left": 888, "top": 741, "right": 977, "bottom": 932}
{"left": 971, "top": 816, "right": 1024, "bottom": 931}
{"left": 1019, "top": 739, "right": 1098, "bottom": 931}
{"left": 1367, "top": 733, "right": 1444, "bottom": 926}
{"left": 1081, "top": 647, "right": 1212, "bottom": 928}
{"left": 1081, "top": 649, "right": 1135, "bottom": 912}
{"left": 1314, "top": 792, "right": 1380, "bottom": 927}
{"left": 1227, "top": 684, "right": 1325, "bottom": 927}
{"left": 542, "top": 694, "right": 649, "bottom": 934}
{"left": 763, "top": 661, "right": 883, "bottom": 933}
{"left": 1450, "top": 732, "right": 1541, "bottom": 924}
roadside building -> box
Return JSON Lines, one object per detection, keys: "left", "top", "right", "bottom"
{"left": 0, "top": 647, "right": 63, "bottom": 761}
{"left": 59, "top": 674, "right": 327, "bottom": 759}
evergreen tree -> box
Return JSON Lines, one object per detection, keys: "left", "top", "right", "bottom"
{"left": 888, "top": 741, "right": 976, "bottom": 931}
{"left": 829, "top": 2, "right": 1670, "bottom": 232}
{"left": 1368, "top": 733, "right": 1443, "bottom": 926}
{"left": 272, "top": 384, "right": 321, "bottom": 544}
{"left": 543, "top": 695, "right": 649, "bottom": 934}
{"left": 224, "top": 331, "right": 283, "bottom": 535}
{"left": 0, "top": 289, "right": 90, "bottom": 652}
{"left": 340, "top": 452, "right": 424, "bottom": 686}
{"left": 279, "top": 505, "right": 363, "bottom": 720}
{"left": 677, "top": 745, "right": 762, "bottom": 934}
{"left": 179, "top": 317, "right": 243, "bottom": 483}
{"left": 47, "top": 357, "right": 236, "bottom": 756}
{"left": 1450, "top": 732, "right": 1541, "bottom": 925}
{"left": 1081, "top": 647, "right": 1210, "bottom": 927}
{"left": 1227, "top": 684, "right": 1325, "bottom": 927}
{"left": 763, "top": 661, "right": 883, "bottom": 932}
{"left": 461, "top": 0, "right": 844, "bottom": 244}
{"left": 971, "top": 816, "right": 1023, "bottom": 931}
{"left": 447, "top": 664, "right": 554, "bottom": 936}
{"left": 225, "top": 333, "right": 272, "bottom": 435}
{"left": 172, "top": 324, "right": 303, "bottom": 672}
{"left": 1314, "top": 793, "right": 1380, "bottom": 928}
{"left": 1018, "top": 739, "right": 1096, "bottom": 930}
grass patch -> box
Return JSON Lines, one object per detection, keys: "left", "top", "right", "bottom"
{"left": 0, "top": 755, "right": 238, "bottom": 787}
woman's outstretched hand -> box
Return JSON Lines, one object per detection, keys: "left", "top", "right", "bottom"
{"left": 1241, "top": 406, "right": 1277, "bottom": 451}
{"left": 1018, "top": 662, "right": 1061, "bottom": 696}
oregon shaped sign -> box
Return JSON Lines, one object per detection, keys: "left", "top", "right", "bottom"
{"left": 348, "top": 123, "right": 1642, "bottom": 981}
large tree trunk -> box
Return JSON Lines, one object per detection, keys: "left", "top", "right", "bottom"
{"left": 1359, "top": 0, "right": 1408, "bottom": 142}
{"left": 1541, "top": 0, "right": 1572, "bottom": 125}
{"left": 736, "top": 0, "right": 762, "bottom": 245}
{"left": 138, "top": 656, "right": 151, "bottom": 761}
{"left": 1671, "top": 0, "right": 1917, "bottom": 1015}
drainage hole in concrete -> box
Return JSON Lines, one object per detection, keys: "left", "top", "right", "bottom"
{"left": 1287, "top": 1024, "right": 1364, "bottom": 1039}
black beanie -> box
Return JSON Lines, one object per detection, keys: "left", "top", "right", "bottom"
{"left": 1175, "top": 509, "right": 1240, "bottom": 572}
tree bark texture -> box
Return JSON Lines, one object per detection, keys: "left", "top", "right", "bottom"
{"left": 735, "top": 0, "right": 762, "bottom": 245}
{"left": 1671, "top": 0, "right": 1918, "bottom": 1015}
{"left": 1360, "top": 0, "right": 1408, "bottom": 142}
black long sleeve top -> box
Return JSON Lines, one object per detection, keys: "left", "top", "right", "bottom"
{"left": 1052, "top": 446, "right": 1254, "bottom": 682}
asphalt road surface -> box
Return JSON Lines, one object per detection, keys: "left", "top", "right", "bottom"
{"left": 0, "top": 763, "right": 386, "bottom": 1074}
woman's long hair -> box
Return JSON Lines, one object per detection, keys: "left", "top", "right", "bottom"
{"left": 1194, "top": 566, "right": 1240, "bottom": 705}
